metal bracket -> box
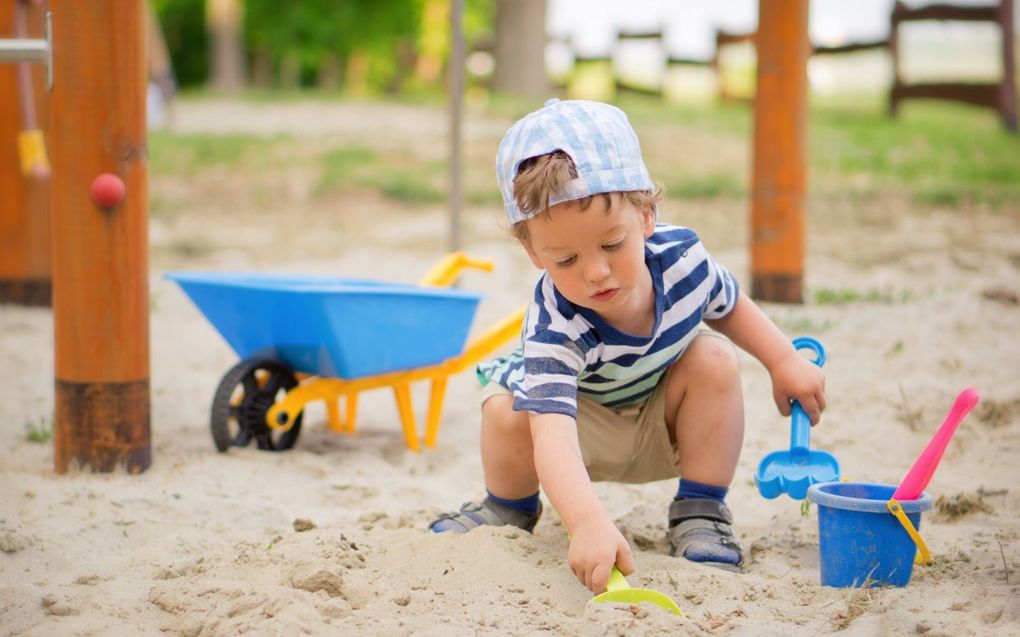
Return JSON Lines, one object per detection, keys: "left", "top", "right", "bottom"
{"left": 0, "top": 11, "right": 53, "bottom": 90}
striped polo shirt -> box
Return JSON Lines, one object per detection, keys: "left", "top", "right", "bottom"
{"left": 477, "top": 224, "right": 739, "bottom": 419}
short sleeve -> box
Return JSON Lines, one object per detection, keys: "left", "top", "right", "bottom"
{"left": 702, "top": 258, "right": 740, "bottom": 319}
{"left": 511, "top": 278, "right": 589, "bottom": 418}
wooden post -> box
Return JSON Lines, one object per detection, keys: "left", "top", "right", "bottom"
{"left": 750, "top": 0, "right": 809, "bottom": 303}
{"left": 1000, "top": 0, "right": 1017, "bottom": 131}
{"left": 888, "top": 1, "right": 903, "bottom": 118}
{"left": 0, "top": 1, "right": 52, "bottom": 306}
{"left": 448, "top": 0, "right": 464, "bottom": 252}
{"left": 50, "top": 1, "right": 150, "bottom": 473}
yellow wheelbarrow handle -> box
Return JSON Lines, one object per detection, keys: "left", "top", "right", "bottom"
{"left": 419, "top": 252, "right": 495, "bottom": 287}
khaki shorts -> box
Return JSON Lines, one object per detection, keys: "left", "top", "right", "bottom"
{"left": 480, "top": 379, "right": 678, "bottom": 484}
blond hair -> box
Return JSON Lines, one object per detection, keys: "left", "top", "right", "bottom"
{"left": 510, "top": 151, "right": 662, "bottom": 241}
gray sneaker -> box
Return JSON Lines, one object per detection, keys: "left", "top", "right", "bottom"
{"left": 429, "top": 497, "right": 542, "bottom": 533}
{"left": 667, "top": 498, "right": 744, "bottom": 571}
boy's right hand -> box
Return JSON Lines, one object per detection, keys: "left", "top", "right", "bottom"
{"left": 567, "top": 513, "right": 634, "bottom": 594}
{"left": 768, "top": 348, "right": 827, "bottom": 425}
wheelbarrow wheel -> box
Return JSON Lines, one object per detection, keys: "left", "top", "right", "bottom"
{"left": 210, "top": 358, "right": 303, "bottom": 452}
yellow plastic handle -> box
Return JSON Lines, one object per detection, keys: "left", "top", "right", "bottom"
{"left": 606, "top": 566, "right": 629, "bottom": 592}
{"left": 886, "top": 499, "right": 931, "bottom": 565}
{"left": 419, "top": 252, "right": 495, "bottom": 287}
{"left": 17, "top": 129, "right": 50, "bottom": 177}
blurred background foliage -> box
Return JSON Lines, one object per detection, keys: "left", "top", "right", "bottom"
{"left": 153, "top": 0, "right": 496, "bottom": 93}
{"left": 153, "top": 0, "right": 208, "bottom": 87}
{"left": 146, "top": 1, "right": 1018, "bottom": 215}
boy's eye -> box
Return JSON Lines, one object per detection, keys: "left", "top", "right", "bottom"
{"left": 555, "top": 255, "right": 576, "bottom": 267}
{"left": 602, "top": 240, "right": 624, "bottom": 251}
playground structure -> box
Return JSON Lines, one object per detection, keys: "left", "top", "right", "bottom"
{"left": 0, "top": 2, "right": 51, "bottom": 306}
{"left": 1, "top": 2, "right": 151, "bottom": 474}
{"left": 888, "top": 0, "right": 1015, "bottom": 131}
{"left": 563, "top": 0, "right": 1017, "bottom": 132}
{"left": 1, "top": 0, "right": 812, "bottom": 473}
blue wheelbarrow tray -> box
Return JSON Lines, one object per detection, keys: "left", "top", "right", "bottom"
{"left": 165, "top": 272, "right": 484, "bottom": 379}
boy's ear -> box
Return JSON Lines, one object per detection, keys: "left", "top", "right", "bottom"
{"left": 641, "top": 205, "right": 656, "bottom": 238}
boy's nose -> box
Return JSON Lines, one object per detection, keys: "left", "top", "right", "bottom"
{"left": 584, "top": 258, "right": 610, "bottom": 283}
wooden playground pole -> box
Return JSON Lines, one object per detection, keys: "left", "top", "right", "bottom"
{"left": 1000, "top": 0, "right": 1016, "bottom": 131}
{"left": 750, "top": 0, "right": 809, "bottom": 303}
{"left": 0, "top": 1, "right": 51, "bottom": 306}
{"left": 448, "top": 0, "right": 464, "bottom": 252}
{"left": 50, "top": 2, "right": 150, "bottom": 473}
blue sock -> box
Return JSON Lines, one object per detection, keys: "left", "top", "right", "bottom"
{"left": 486, "top": 490, "right": 541, "bottom": 515}
{"left": 676, "top": 478, "right": 728, "bottom": 503}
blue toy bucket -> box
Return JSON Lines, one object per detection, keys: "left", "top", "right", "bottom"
{"left": 806, "top": 482, "right": 933, "bottom": 587}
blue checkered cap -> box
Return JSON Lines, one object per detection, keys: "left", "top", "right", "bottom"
{"left": 496, "top": 99, "right": 655, "bottom": 225}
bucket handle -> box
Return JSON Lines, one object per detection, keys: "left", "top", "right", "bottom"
{"left": 886, "top": 499, "right": 931, "bottom": 565}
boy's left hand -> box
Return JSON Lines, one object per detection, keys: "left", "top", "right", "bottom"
{"left": 768, "top": 350, "right": 826, "bottom": 425}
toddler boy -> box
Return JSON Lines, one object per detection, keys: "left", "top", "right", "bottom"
{"left": 430, "top": 99, "right": 826, "bottom": 594}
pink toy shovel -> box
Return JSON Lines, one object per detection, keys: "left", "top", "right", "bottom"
{"left": 892, "top": 387, "right": 980, "bottom": 501}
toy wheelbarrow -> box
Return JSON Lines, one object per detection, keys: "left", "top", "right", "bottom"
{"left": 167, "top": 253, "right": 525, "bottom": 453}
{"left": 754, "top": 337, "right": 840, "bottom": 500}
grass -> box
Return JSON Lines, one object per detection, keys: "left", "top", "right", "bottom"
{"left": 316, "top": 146, "right": 378, "bottom": 192}
{"left": 317, "top": 146, "right": 446, "bottom": 203}
{"left": 809, "top": 98, "right": 1020, "bottom": 208}
{"left": 664, "top": 173, "right": 745, "bottom": 199}
{"left": 895, "top": 385, "right": 926, "bottom": 431}
{"left": 149, "top": 132, "right": 286, "bottom": 175}
{"left": 621, "top": 94, "right": 753, "bottom": 140}
{"left": 934, "top": 492, "right": 993, "bottom": 521}
{"left": 149, "top": 91, "right": 1019, "bottom": 215}
{"left": 625, "top": 91, "right": 1020, "bottom": 211}
{"left": 24, "top": 415, "right": 53, "bottom": 444}
{"left": 830, "top": 587, "right": 881, "bottom": 630}
{"left": 812, "top": 287, "right": 917, "bottom": 305}
{"left": 884, "top": 340, "right": 905, "bottom": 357}
{"left": 772, "top": 315, "right": 836, "bottom": 335}
{"left": 376, "top": 172, "right": 445, "bottom": 203}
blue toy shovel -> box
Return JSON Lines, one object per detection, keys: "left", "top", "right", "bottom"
{"left": 754, "top": 337, "right": 840, "bottom": 500}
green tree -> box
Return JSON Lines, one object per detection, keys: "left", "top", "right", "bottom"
{"left": 154, "top": 0, "right": 496, "bottom": 93}
{"left": 246, "top": 0, "right": 420, "bottom": 91}
{"left": 154, "top": 0, "right": 209, "bottom": 88}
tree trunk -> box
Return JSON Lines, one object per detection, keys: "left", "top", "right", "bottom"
{"left": 492, "top": 0, "right": 548, "bottom": 97}
{"left": 206, "top": 0, "right": 246, "bottom": 92}
{"left": 251, "top": 46, "right": 272, "bottom": 89}
{"left": 345, "top": 49, "right": 370, "bottom": 96}
{"left": 279, "top": 52, "right": 301, "bottom": 89}
{"left": 317, "top": 53, "right": 342, "bottom": 90}
{"left": 415, "top": 0, "right": 448, "bottom": 86}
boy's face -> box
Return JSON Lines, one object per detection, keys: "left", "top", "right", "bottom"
{"left": 522, "top": 194, "right": 656, "bottom": 329}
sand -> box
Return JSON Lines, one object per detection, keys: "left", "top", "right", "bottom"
{"left": 1, "top": 98, "right": 1018, "bottom": 636}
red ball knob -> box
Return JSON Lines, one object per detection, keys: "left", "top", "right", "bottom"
{"left": 90, "top": 173, "right": 126, "bottom": 209}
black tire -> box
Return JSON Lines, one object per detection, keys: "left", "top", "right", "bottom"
{"left": 209, "top": 358, "right": 303, "bottom": 452}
